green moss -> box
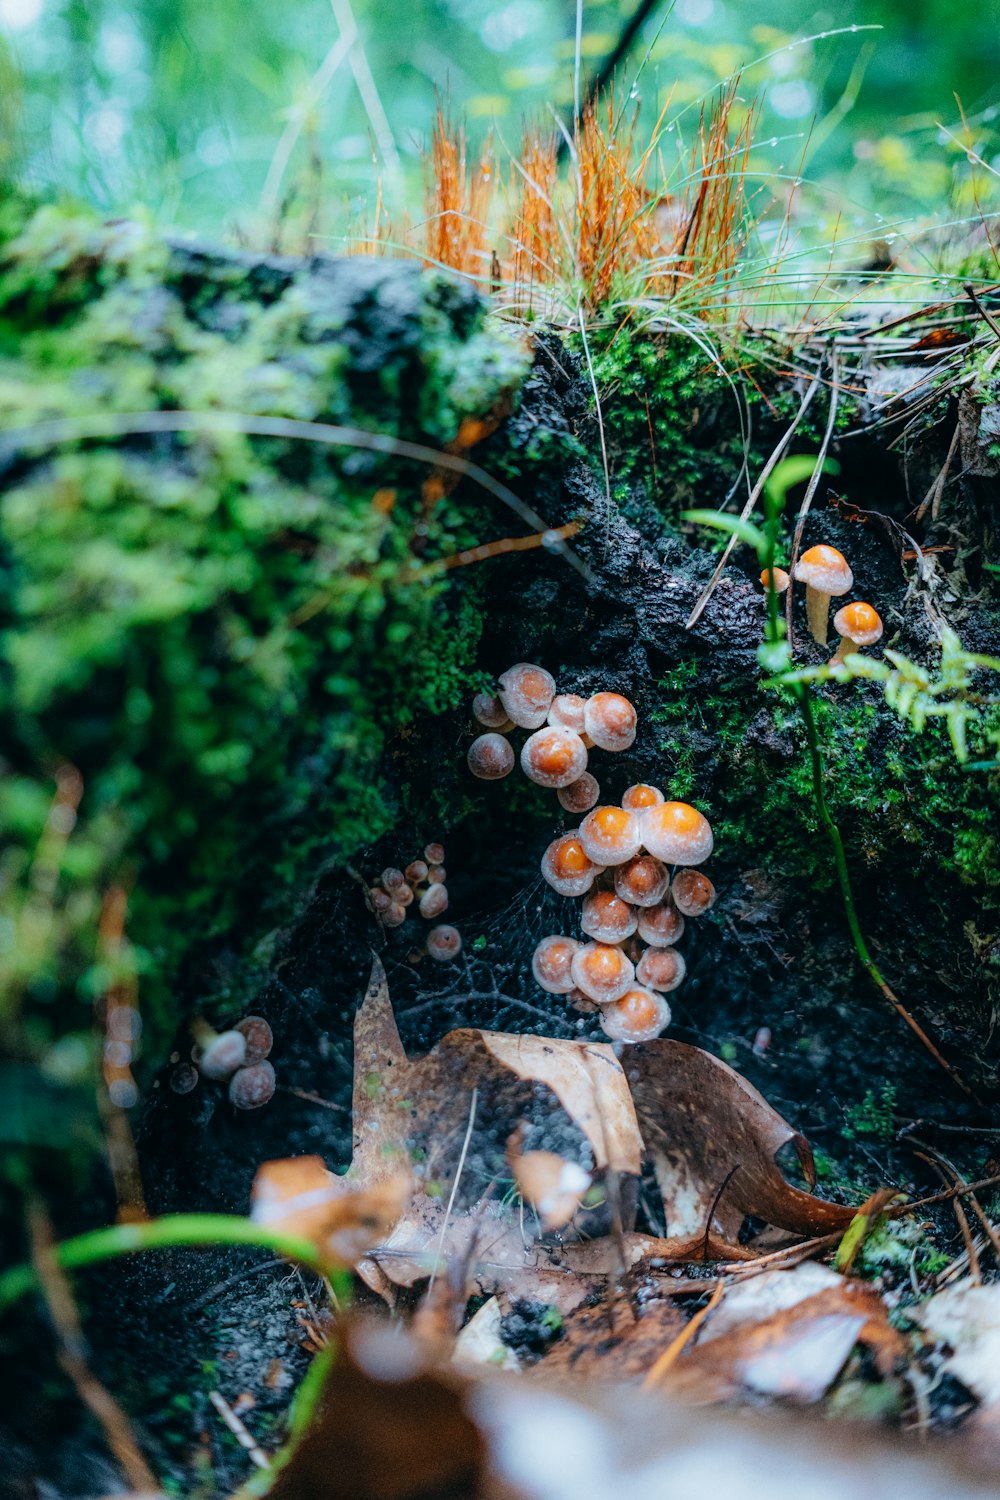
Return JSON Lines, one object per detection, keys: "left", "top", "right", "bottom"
{"left": 0, "top": 198, "right": 531, "bottom": 1067}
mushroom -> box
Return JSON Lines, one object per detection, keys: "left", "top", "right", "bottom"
{"left": 394, "top": 883, "right": 414, "bottom": 907}
{"left": 191, "top": 1021, "right": 247, "bottom": 1081}
{"left": 369, "top": 887, "right": 393, "bottom": 913}
{"left": 235, "top": 1016, "right": 273, "bottom": 1064}
{"left": 520, "top": 726, "right": 588, "bottom": 788}
{"left": 405, "top": 860, "right": 429, "bottom": 884}
{"left": 621, "top": 783, "right": 664, "bottom": 810}
{"left": 540, "top": 833, "right": 602, "bottom": 897}
{"left": 169, "top": 1062, "right": 200, "bottom": 1095}
{"left": 532, "top": 935, "right": 582, "bottom": 993}
{"left": 792, "top": 545, "right": 854, "bottom": 646}
{"left": 382, "top": 903, "right": 407, "bottom": 928}
{"left": 424, "top": 843, "right": 445, "bottom": 865}
{"left": 547, "top": 693, "right": 587, "bottom": 733}
{"left": 498, "top": 663, "right": 556, "bottom": 728}
{"left": 418, "top": 883, "right": 449, "bottom": 919}
{"left": 427, "top": 865, "right": 446, "bottom": 884}
{"left": 614, "top": 855, "right": 670, "bottom": 908}
{"left": 472, "top": 692, "right": 513, "bottom": 730}
{"left": 640, "top": 801, "right": 713, "bottom": 866}
{"left": 671, "top": 869, "right": 716, "bottom": 917}
{"left": 580, "top": 890, "right": 638, "bottom": 944}
{"left": 635, "top": 947, "right": 686, "bottom": 993}
{"left": 584, "top": 692, "right": 637, "bottom": 752}
{"left": 229, "top": 1060, "right": 276, "bottom": 1110}
{"left": 557, "top": 772, "right": 600, "bottom": 815}
{"left": 831, "top": 601, "right": 884, "bottom": 664}
{"left": 636, "top": 899, "right": 685, "bottom": 947}
{"left": 578, "top": 805, "right": 642, "bottom": 867}
{"left": 381, "top": 867, "right": 406, "bottom": 892}
{"left": 468, "top": 732, "right": 515, "bottom": 780}
{"left": 599, "top": 988, "right": 671, "bottom": 1044}
{"left": 570, "top": 942, "right": 635, "bottom": 1004}
{"left": 760, "top": 567, "right": 790, "bottom": 594}
{"left": 427, "top": 924, "right": 462, "bottom": 961}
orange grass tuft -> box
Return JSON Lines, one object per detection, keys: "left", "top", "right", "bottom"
{"left": 508, "top": 127, "right": 560, "bottom": 306}
{"left": 424, "top": 104, "right": 495, "bottom": 280}
{"left": 576, "top": 96, "right": 660, "bottom": 308}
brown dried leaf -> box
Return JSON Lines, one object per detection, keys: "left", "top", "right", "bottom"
{"left": 250, "top": 1154, "right": 410, "bottom": 1266}
{"left": 622, "top": 1041, "right": 854, "bottom": 1249}
{"left": 542, "top": 1293, "right": 686, "bottom": 1381}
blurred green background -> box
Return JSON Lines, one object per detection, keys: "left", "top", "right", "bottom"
{"left": 1, "top": 0, "right": 998, "bottom": 245}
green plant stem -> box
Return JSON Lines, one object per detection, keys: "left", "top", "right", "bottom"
{"left": 0, "top": 1213, "right": 350, "bottom": 1316}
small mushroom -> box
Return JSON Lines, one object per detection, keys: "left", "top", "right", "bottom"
{"left": 621, "top": 783, "right": 664, "bottom": 810}
{"left": 580, "top": 889, "right": 638, "bottom": 944}
{"left": 557, "top": 772, "right": 600, "bottom": 815}
{"left": 229, "top": 1060, "right": 276, "bottom": 1110}
{"left": 427, "top": 865, "right": 446, "bottom": 884}
{"left": 760, "top": 567, "right": 790, "bottom": 594}
{"left": 520, "top": 726, "right": 589, "bottom": 788}
{"left": 498, "top": 663, "right": 556, "bottom": 728}
{"left": 584, "top": 692, "right": 637, "bottom": 752}
{"left": 614, "top": 855, "right": 670, "bottom": 908}
{"left": 831, "top": 601, "right": 884, "bottom": 664}
{"left": 540, "top": 834, "right": 601, "bottom": 897}
{"left": 635, "top": 947, "right": 686, "bottom": 993}
{"left": 578, "top": 805, "right": 642, "bottom": 867}
{"left": 405, "top": 860, "right": 429, "bottom": 884}
{"left": 382, "top": 867, "right": 407, "bottom": 892}
{"left": 570, "top": 941, "right": 635, "bottom": 1004}
{"left": 468, "top": 732, "right": 515, "bottom": 780}
{"left": 369, "top": 887, "right": 393, "bottom": 913}
{"left": 636, "top": 899, "right": 685, "bottom": 948}
{"left": 382, "top": 902, "right": 407, "bottom": 928}
{"left": 169, "top": 1062, "right": 200, "bottom": 1095}
{"left": 600, "top": 988, "right": 671, "bottom": 1044}
{"left": 191, "top": 1021, "right": 247, "bottom": 1081}
{"left": 427, "top": 924, "right": 462, "bottom": 962}
{"left": 792, "top": 544, "right": 853, "bottom": 646}
{"left": 670, "top": 869, "right": 717, "bottom": 917}
{"left": 424, "top": 842, "right": 445, "bottom": 865}
{"left": 531, "top": 935, "right": 582, "bottom": 994}
{"left": 394, "top": 883, "right": 414, "bottom": 907}
{"left": 472, "top": 692, "right": 513, "bottom": 730}
{"left": 418, "top": 883, "right": 449, "bottom": 919}
{"left": 235, "top": 1015, "right": 273, "bottom": 1064}
{"left": 547, "top": 693, "right": 587, "bottom": 733}
{"left": 640, "top": 801, "right": 713, "bottom": 866}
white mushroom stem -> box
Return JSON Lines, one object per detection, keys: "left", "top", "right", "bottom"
{"left": 805, "top": 585, "right": 833, "bottom": 646}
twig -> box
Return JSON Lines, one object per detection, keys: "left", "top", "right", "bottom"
{"left": 208, "top": 1391, "right": 270, "bottom": 1471}
{"left": 914, "top": 419, "right": 960, "bottom": 524}
{"left": 913, "top": 1151, "right": 981, "bottom": 1282}
{"left": 641, "top": 1279, "right": 725, "bottom": 1387}
{"left": 686, "top": 374, "right": 821, "bottom": 629}
{"left": 28, "top": 1204, "right": 159, "bottom": 1493}
{"left": 260, "top": 27, "right": 357, "bottom": 224}
{"left": 786, "top": 350, "right": 840, "bottom": 649}
{"left": 702, "top": 1166, "right": 740, "bottom": 1262}
{"left": 427, "top": 1087, "right": 478, "bottom": 1299}
{"left": 185, "top": 1259, "right": 289, "bottom": 1313}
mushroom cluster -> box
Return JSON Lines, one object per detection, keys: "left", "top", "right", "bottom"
{"left": 468, "top": 663, "right": 637, "bottom": 813}
{"left": 171, "top": 1014, "right": 276, "bottom": 1110}
{"left": 367, "top": 844, "right": 463, "bottom": 963}
{"left": 767, "top": 545, "right": 884, "bottom": 664}
{"left": 533, "top": 788, "right": 716, "bottom": 1045}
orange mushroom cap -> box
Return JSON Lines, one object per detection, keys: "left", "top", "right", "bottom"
{"left": 600, "top": 988, "right": 671, "bottom": 1044}
{"left": 833, "top": 601, "right": 883, "bottom": 646}
{"left": 532, "top": 935, "right": 582, "bottom": 994}
{"left": 580, "top": 889, "right": 638, "bottom": 944}
{"left": 579, "top": 805, "right": 642, "bottom": 866}
{"left": 558, "top": 772, "right": 601, "bottom": 815}
{"left": 640, "top": 801, "right": 713, "bottom": 866}
{"left": 760, "top": 567, "right": 790, "bottom": 594}
{"left": 584, "top": 692, "right": 637, "bottom": 752}
{"left": 521, "top": 725, "right": 589, "bottom": 788}
{"left": 570, "top": 942, "right": 635, "bottom": 1003}
{"left": 793, "top": 544, "right": 853, "bottom": 596}
{"left": 498, "top": 662, "right": 556, "bottom": 728}
{"left": 622, "top": 783, "right": 664, "bottom": 810}
{"left": 541, "top": 833, "right": 601, "bottom": 896}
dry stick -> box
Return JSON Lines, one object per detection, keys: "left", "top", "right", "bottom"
{"left": 909, "top": 1138, "right": 1000, "bottom": 1265}
{"left": 785, "top": 349, "right": 840, "bottom": 651}
{"left": 27, "top": 1204, "right": 159, "bottom": 1494}
{"left": 641, "top": 1279, "right": 725, "bottom": 1388}
{"left": 685, "top": 374, "right": 822, "bottom": 629}
{"left": 208, "top": 1391, "right": 270, "bottom": 1471}
{"left": 915, "top": 418, "right": 960, "bottom": 524}
{"left": 913, "top": 1151, "right": 982, "bottom": 1283}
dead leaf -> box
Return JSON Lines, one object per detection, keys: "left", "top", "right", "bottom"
{"left": 623, "top": 1041, "right": 854, "bottom": 1252}
{"left": 250, "top": 1154, "right": 411, "bottom": 1265}
{"left": 453, "top": 1297, "right": 519, "bottom": 1372}
{"left": 542, "top": 1293, "right": 686, "bottom": 1381}
{"left": 508, "top": 1146, "right": 591, "bottom": 1232}
{"left": 916, "top": 1279, "right": 1000, "bottom": 1404}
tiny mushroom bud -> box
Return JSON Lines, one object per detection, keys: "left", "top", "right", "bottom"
{"left": 405, "top": 860, "right": 429, "bottom": 884}
{"left": 636, "top": 947, "right": 686, "bottom": 993}
{"left": 382, "top": 867, "right": 406, "bottom": 892}
{"left": 579, "top": 805, "right": 642, "bottom": 867}
{"left": 427, "top": 924, "right": 462, "bottom": 962}
{"left": 520, "top": 726, "right": 589, "bottom": 789}
{"left": 600, "top": 988, "right": 671, "bottom": 1044}
{"left": 369, "top": 887, "right": 392, "bottom": 913}
{"left": 832, "top": 601, "right": 884, "bottom": 664}
{"left": 424, "top": 843, "right": 445, "bottom": 865}
{"left": 548, "top": 693, "right": 587, "bottom": 733}
{"left": 671, "top": 869, "right": 716, "bottom": 917}
{"left": 636, "top": 899, "right": 685, "bottom": 947}
{"left": 419, "top": 883, "right": 449, "bottom": 919}
{"left": 641, "top": 801, "right": 713, "bottom": 866}
{"left": 532, "top": 935, "right": 582, "bottom": 993}
{"left": 472, "top": 692, "right": 512, "bottom": 729}
{"left": 395, "top": 883, "right": 414, "bottom": 907}
{"left": 427, "top": 865, "right": 446, "bottom": 884}
{"left": 581, "top": 889, "right": 638, "bottom": 945}
{"left": 566, "top": 987, "right": 600, "bottom": 1015}
{"left": 570, "top": 941, "right": 635, "bottom": 1004}
{"left": 541, "top": 833, "right": 602, "bottom": 897}
{"left": 622, "top": 783, "right": 664, "bottom": 810}
{"left": 584, "top": 692, "right": 637, "bottom": 752}
{"left": 793, "top": 544, "right": 854, "bottom": 646}
{"left": 498, "top": 663, "right": 556, "bottom": 729}
{"left": 760, "top": 567, "right": 790, "bottom": 594}
{"left": 382, "top": 902, "right": 407, "bottom": 928}
{"left": 170, "top": 1062, "right": 200, "bottom": 1095}
{"left": 236, "top": 1015, "right": 273, "bottom": 1064}
{"left": 192, "top": 1021, "right": 247, "bottom": 1081}
{"left": 614, "top": 855, "right": 670, "bottom": 908}
{"left": 468, "top": 732, "right": 515, "bottom": 780}
{"left": 558, "top": 772, "right": 600, "bottom": 815}
{"left": 229, "top": 1060, "right": 276, "bottom": 1110}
